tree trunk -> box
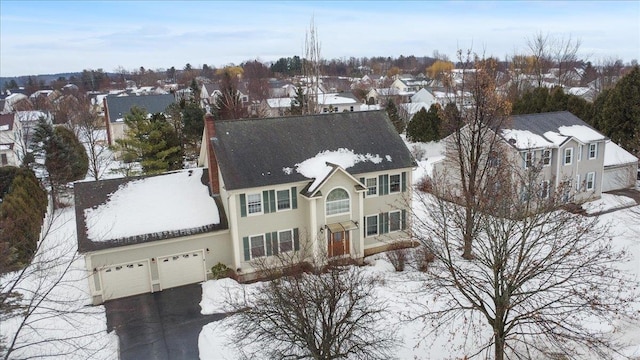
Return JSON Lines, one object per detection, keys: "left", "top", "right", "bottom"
{"left": 494, "top": 334, "right": 505, "bottom": 360}
{"left": 462, "top": 198, "right": 474, "bottom": 259}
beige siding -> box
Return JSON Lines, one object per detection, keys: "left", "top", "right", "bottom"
{"left": 86, "top": 230, "right": 232, "bottom": 304}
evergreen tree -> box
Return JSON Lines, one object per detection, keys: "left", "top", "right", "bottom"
{"left": 30, "top": 119, "right": 88, "bottom": 206}
{"left": 407, "top": 104, "right": 442, "bottom": 142}
{"left": 511, "top": 86, "right": 593, "bottom": 123}
{"left": 290, "top": 86, "right": 304, "bottom": 115}
{"left": 385, "top": 99, "right": 405, "bottom": 134}
{"left": 113, "top": 107, "right": 183, "bottom": 175}
{"left": 0, "top": 167, "right": 48, "bottom": 272}
{"left": 595, "top": 65, "right": 640, "bottom": 156}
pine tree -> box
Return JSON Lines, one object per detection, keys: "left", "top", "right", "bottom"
{"left": 595, "top": 65, "right": 640, "bottom": 156}
{"left": 113, "top": 107, "right": 183, "bottom": 175}
{"left": 30, "top": 118, "right": 88, "bottom": 206}
{"left": 406, "top": 104, "right": 442, "bottom": 142}
{"left": 0, "top": 168, "right": 48, "bottom": 272}
{"left": 385, "top": 99, "right": 405, "bottom": 134}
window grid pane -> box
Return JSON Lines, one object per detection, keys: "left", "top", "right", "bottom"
{"left": 250, "top": 235, "right": 265, "bottom": 258}
{"left": 366, "top": 215, "right": 378, "bottom": 236}
{"left": 366, "top": 178, "right": 377, "bottom": 196}
{"left": 279, "top": 230, "right": 293, "bottom": 252}
{"left": 327, "top": 199, "right": 349, "bottom": 215}
{"left": 390, "top": 175, "right": 401, "bottom": 193}
{"left": 389, "top": 212, "right": 401, "bottom": 232}
{"left": 247, "top": 194, "right": 262, "bottom": 214}
{"left": 277, "top": 190, "right": 290, "bottom": 210}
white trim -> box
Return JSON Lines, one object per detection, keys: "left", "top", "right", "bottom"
{"left": 389, "top": 173, "right": 402, "bottom": 194}
{"left": 275, "top": 188, "right": 292, "bottom": 212}
{"left": 388, "top": 210, "right": 402, "bottom": 232}
{"left": 325, "top": 187, "right": 351, "bottom": 217}
{"left": 564, "top": 147, "right": 573, "bottom": 166}
{"left": 365, "top": 214, "right": 379, "bottom": 237}
{"left": 365, "top": 177, "right": 378, "bottom": 198}
{"left": 586, "top": 172, "right": 596, "bottom": 191}
{"left": 249, "top": 234, "right": 266, "bottom": 260}
{"left": 588, "top": 143, "right": 597, "bottom": 160}
{"left": 246, "top": 192, "right": 263, "bottom": 216}
{"left": 277, "top": 228, "right": 295, "bottom": 253}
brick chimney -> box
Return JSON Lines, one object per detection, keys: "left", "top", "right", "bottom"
{"left": 204, "top": 113, "right": 220, "bottom": 195}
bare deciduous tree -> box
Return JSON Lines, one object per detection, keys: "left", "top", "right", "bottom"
{"left": 440, "top": 51, "right": 512, "bottom": 259}
{"left": 303, "top": 17, "right": 322, "bottom": 115}
{"left": 220, "top": 247, "right": 397, "bottom": 360}
{"left": 1, "top": 207, "right": 115, "bottom": 359}
{"left": 414, "top": 156, "right": 639, "bottom": 359}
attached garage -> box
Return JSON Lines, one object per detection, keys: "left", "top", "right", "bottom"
{"left": 158, "top": 250, "right": 207, "bottom": 290}
{"left": 602, "top": 140, "right": 638, "bottom": 192}
{"left": 100, "top": 260, "right": 152, "bottom": 301}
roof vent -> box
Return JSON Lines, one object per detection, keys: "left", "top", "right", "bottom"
{"left": 508, "top": 138, "right": 517, "bottom": 145}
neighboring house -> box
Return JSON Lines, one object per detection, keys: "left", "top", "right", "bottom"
{"left": 366, "top": 88, "right": 413, "bottom": 105}
{"left": 0, "top": 93, "right": 30, "bottom": 113}
{"left": 398, "top": 102, "right": 430, "bottom": 124}
{"left": 317, "top": 92, "right": 359, "bottom": 113}
{"left": 260, "top": 98, "right": 293, "bottom": 117}
{"left": 200, "top": 83, "right": 250, "bottom": 113}
{"left": 103, "top": 94, "right": 176, "bottom": 145}
{"left": 15, "top": 110, "right": 52, "bottom": 151}
{"left": 0, "top": 113, "right": 23, "bottom": 166}
{"left": 602, "top": 140, "right": 638, "bottom": 192}
{"left": 75, "top": 111, "right": 415, "bottom": 304}
{"left": 434, "top": 111, "right": 611, "bottom": 204}
{"left": 410, "top": 88, "right": 437, "bottom": 105}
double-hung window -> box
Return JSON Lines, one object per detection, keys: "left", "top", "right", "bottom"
{"left": 250, "top": 235, "right": 265, "bottom": 259}
{"left": 523, "top": 152, "right": 534, "bottom": 168}
{"left": 366, "top": 178, "right": 377, "bottom": 197}
{"left": 276, "top": 189, "right": 291, "bottom": 211}
{"left": 247, "top": 193, "right": 262, "bottom": 215}
{"left": 586, "top": 172, "right": 596, "bottom": 191}
{"left": 564, "top": 148, "right": 573, "bottom": 165}
{"left": 365, "top": 215, "right": 378, "bottom": 237}
{"left": 588, "top": 143, "right": 597, "bottom": 159}
{"left": 389, "top": 174, "right": 401, "bottom": 193}
{"left": 278, "top": 230, "right": 293, "bottom": 253}
{"left": 389, "top": 211, "right": 401, "bottom": 232}
{"left": 542, "top": 149, "right": 551, "bottom": 166}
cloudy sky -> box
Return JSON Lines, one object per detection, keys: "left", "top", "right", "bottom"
{"left": 1, "top": 1, "right": 639, "bottom": 77}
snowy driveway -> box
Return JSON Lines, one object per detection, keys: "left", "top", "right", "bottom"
{"left": 105, "top": 283, "right": 226, "bottom": 360}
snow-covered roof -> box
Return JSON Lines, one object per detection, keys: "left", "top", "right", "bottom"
{"left": 318, "top": 93, "right": 357, "bottom": 105}
{"left": 505, "top": 112, "right": 606, "bottom": 150}
{"left": 399, "top": 102, "right": 429, "bottom": 117}
{"left": 284, "top": 148, "right": 390, "bottom": 193}
{"left": 266, "top": 98, "right": 292, "bottom": 108}
{"left": 604, "top": 140, "right": 638, "bottom": 167}
{"left": 76, "top": 168, "right": 227, "bottom": 251}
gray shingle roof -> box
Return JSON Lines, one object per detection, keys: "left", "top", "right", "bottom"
{"left": 211, "top": 111, "right": 416, "bottom": 191}
{"left": 74, "top": 171, "right": 228, "bottom": 253}
{"left": 508, "top": 111, "right": 599, "bottom": 137}
{"left": 105, "top": 94, "right": 175, "bottom": 123}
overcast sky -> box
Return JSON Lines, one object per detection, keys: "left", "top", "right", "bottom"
{"left": 1, "top": 0, "right": 639, "bottom": 77}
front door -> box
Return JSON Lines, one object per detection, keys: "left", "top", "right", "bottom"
{"left": 328, "top": 230, "right": 349, "bottom": 257}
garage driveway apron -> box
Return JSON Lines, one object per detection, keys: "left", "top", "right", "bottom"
{"left": 104, "top": 283, "right": 226, "bottom": 360}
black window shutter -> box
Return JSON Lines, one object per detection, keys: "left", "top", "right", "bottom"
{"left": 269, "top": 190, "right": 276, "bottom": 212}
{"left": 291, "top": 187, "right": 298, "bottom": 209}
{"left": 272, "top": 232, "right": 278, "bottom": 255}
{"left": 240, "top": 194, "right": 247, "bottom": 217}
{"left": 293, "top": 228, "right": 300, "bottom": 251}
{"left": 263, "top": 191, "right": 270, "bottom": 213}
{"left": 401, "top": 209, "right": 407, "bottom": 230}
{"left": 401, "top": 172, "right": 407, "bottom": 192}
{"left": 360, "top": 177, "right": 365, "bottom": 199}
{"left": 243, "top": 236, "right": 250, "bottom": 260}
{"left": 265, "top": 233, "right": 272, "bottom": 256}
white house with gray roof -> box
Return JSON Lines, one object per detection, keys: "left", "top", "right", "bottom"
{"left": 103, "top": 94, "right": 176, "bottom": 145}
{"left": 76, "top": 111, "right": 415, "bottom": 303}
{"left": 433, "top": 111, "right": 633, "bottom": 205}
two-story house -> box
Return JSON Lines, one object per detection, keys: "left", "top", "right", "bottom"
{"left": 75, "top": 111, "right": 415, "bottom": 304}
{"left": 0, "top": 113, "right": 23, "bottom": 167}
{"left": 103, "top": 94, "right": 176, "bottom": 145}
{"left": 433, "top": 111, "right": 611, "bottom": 205}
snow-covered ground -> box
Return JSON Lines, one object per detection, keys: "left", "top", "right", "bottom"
{"left": 197, "top": 198, "right": 640, "bottom": 359}
{"left": 0, "top": 207, "right": 119, "bottom": 359}
{"left": 2, "top": 134, "right": 638, "bottom": 359}
{"left": 198, "top": 137, "right": 640, "bottom": 359}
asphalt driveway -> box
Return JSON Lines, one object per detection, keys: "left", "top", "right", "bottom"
{"left": 104, "top": 283, "right": 226, "bottom": 360}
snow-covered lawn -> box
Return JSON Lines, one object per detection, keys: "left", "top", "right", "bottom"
{"left": 0, "top": 207, "right": 119, "bottom": 359}
{"left": 198, "top": 199, "right": 640, "bottom": 359}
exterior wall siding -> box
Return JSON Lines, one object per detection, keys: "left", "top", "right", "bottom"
{"left": 86, "top": 230, "right": 232, "bottom": 304}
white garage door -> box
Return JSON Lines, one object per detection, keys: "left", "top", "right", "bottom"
{"left": 158, "top": 250, "right": 206, "bottom": 290}
{"left": 100, "top": 260, "right": 151, "bottom": 301}
{"left": 603, "top": 167, "right": 634, "bottom": 192}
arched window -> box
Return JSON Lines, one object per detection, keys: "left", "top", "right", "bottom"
{"left": 326, "top": 188, "right": 350, "bottom": 216}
